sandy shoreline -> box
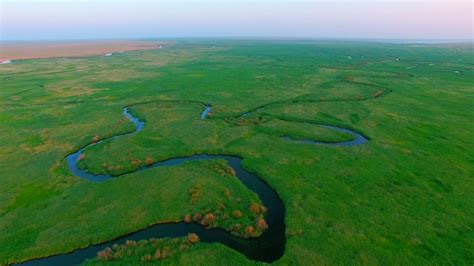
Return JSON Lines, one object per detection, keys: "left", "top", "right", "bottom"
{"left": 0, "top": 40, "right": 165, "bottom": 62}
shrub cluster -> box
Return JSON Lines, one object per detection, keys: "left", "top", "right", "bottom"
{"left": 256, "top": 218, "right": 269, "bottom": 230}
{"left": 95, "top": 235, "right": 201, "bottom": 264}
{"left": 229, "top": 223, "right": 242, "bottom": 234}
{"left": 193, "top": 212, "right": 202, "bottom": 222}
{"left": 200, "top": 213, "right": 217, "bottom": 227}
{"left": 181, "top": 184, "right": 269, "bottom": 239}
{"left": 152, "top": 246, "right": 170, "bottom": 261}
{"left": 184, "top": 214, "right": 192, "bottom": 223}
{"left": 210, "top": 162, "right": 236, "bottom": 176}
{"left": 97, "top": 247, "right": 114, "bottom": 261}
{"left": 145, "top": 157, "right": 154, "bottom": 165}
{"left": 232, "top": 210, "right": 242, "bottom": 219}
{"left": 223, "top": 188, "right": 232, "bottom": 197}
{"left": 131, "top": 159, "right": 141, "bottom": 166}
{"left": 245, "top": 225, "right": 255, "bottom": 235}
{"left": 92, "top": 135, "right": 100, "bottom": 143}
{"left": 188, "top": 185, "right": 202, "bottom": 204}
{"left": 186, "top": 233, "right": 200, "bottom": 244}
{"left": 250, "top": 202, "right": 267, "bottom": 216}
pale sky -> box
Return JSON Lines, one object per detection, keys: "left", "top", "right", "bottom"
{"left": 1, "top": 0, "right": 472, "bottom": 41}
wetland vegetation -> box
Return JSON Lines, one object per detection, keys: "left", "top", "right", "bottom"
{"left": 0, "top": 40, "right": 473, "bottom": 265}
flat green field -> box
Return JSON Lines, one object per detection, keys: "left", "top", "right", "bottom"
{"left": 0, "top": 40, "right": 473, "bottom": 265}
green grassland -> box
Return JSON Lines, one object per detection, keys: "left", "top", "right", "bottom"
{"left": 0, "top": 40, "right": 473, "bottom": 265}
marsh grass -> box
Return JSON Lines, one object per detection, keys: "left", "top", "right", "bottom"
{"left": 1, "top": 40, "right": 473, "bottom": 265}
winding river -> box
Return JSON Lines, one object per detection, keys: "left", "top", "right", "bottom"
{"left": 282, "top": 125, "right": 368, "bottom": 146}
{"left": 20, "top": 104, "right": 368, "bottom": 265}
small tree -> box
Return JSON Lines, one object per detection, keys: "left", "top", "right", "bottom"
{"left": 145, "top": 157, "right": 154, "bottom": 165}
{"left": 250, "top": 203, "right": 262, "bottom": 215}
{"left": 97, "top": 247, "right": 114, "bottom": 261}
{"left": 184, "top": 214, "right": 192, "bottom": 223}
{"left": 155, "top": 249, "right": 161, "bottom": 260}
{"left": 201, "top": 213, "right": 216, "bottom": 226}
{"left": 92, "top": 135, "right": 100, "bottom": 143}
{"left": 187, "top": 233, "right": 200, "bottom": 244}
{"left": 245, "top": 226, "right": 255, "bottom": 235}
{"left": 256, "top": 218, "right": 269, "bottom": 230}
{"left": 193, "top": 212, "right": 202, "bottom": 221}
{"left": 232, "top": 210, "right": 242, "bottom": 219}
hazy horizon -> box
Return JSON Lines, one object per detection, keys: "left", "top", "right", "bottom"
{"left": 1, "top": 38, "right": 472, "bottom": 44}
{"left": 1, "top": 0, "right": 473, "bottom": 41}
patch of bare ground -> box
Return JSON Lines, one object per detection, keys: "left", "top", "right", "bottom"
{"left": 0, "top": 40, "right": 171, "bottom": 61}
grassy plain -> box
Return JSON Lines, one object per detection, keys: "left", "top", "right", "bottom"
{"left": 0, "top": 40, "right": 473, "bottom": 265}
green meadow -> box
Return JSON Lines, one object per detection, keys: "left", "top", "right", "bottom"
{"left": 0, "top": 40, "right": 473, "bottom": 265}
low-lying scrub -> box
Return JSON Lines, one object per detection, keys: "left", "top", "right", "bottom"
{"left": 182, "top": 202, "right": 269, "bottom": 238}
{"left": 232, "top": 210, "right": 242, "bottom": 219}
{"left": 145, "top": 156, "right": 154, "bottom": 165}
{"left": 200, "top": 213, "right": 217, "bottom": 227}
{"left": 88, "top": 234, "right": 201, "bottom": 265}
{"left": 208, "top": 160, "right": 236, "bottom": 177}
{"left": 188, "top": 185, "right": 202, "bottom": 204}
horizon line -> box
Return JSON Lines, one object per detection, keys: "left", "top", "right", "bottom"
{"left": 2, "top": 37, "right": 473, "bottom": 44}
